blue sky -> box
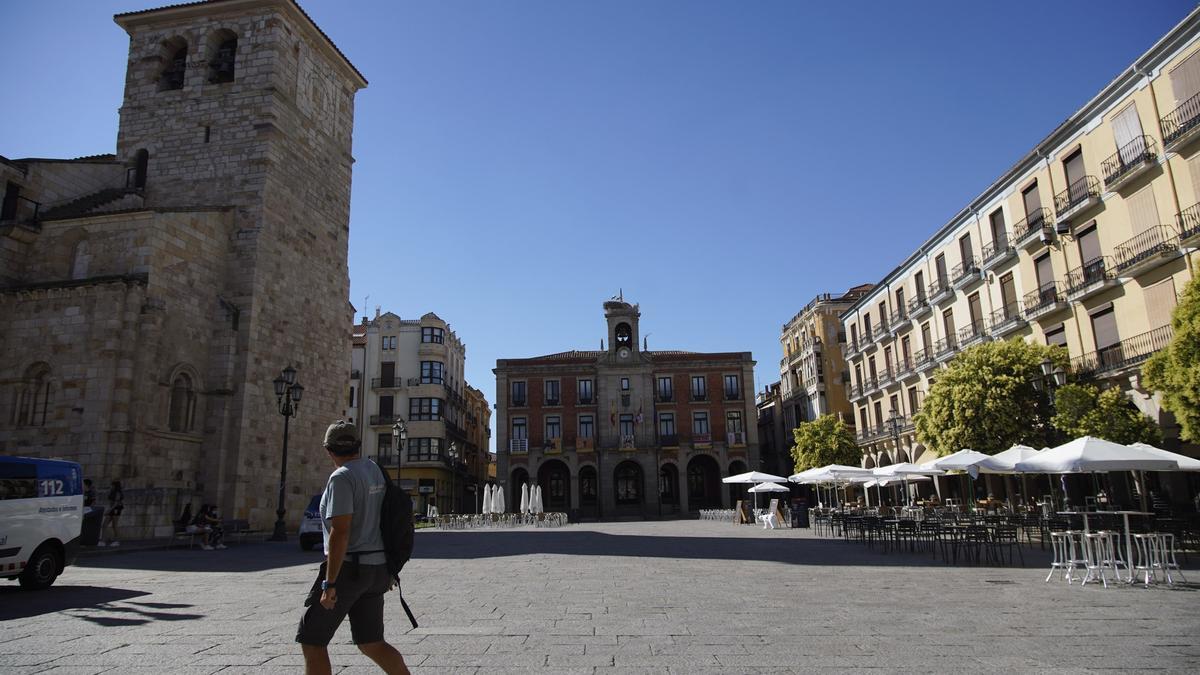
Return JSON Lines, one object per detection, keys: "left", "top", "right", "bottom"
{"left": 2, "top": 1, "right": 1193, "bottom": 446}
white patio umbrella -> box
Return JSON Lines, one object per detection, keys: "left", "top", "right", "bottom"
{"left": 1014, "top": 436, "right": 1179, "bottom": 473}
{"left": 978, "top": 445, "right": 1042, "bottom": 473}
{"left": 494, "top": 483, "right": 506, "bottom": 513}
{"left": 520, "top": 482, "right": 530, "bottom": 514}
{"left": 748, "top": 481, "right": 791, "bottom": 493}
{"left": 874, "top": 463, "right": 943, "bottom": 505}
{"left": 921, "top": 449, "right": 992, "bottom": 476}
{"left": 1128, "top": 442, "right": 1200, "bottom": 512}
{"left": 481, "top": 484, "right": 492, "bottom": 514}
{"left": 534, "top": 485, "right": 544, "bottom": 513}
{"left": 722, "top": 471, "right": 789, "bottom": 484}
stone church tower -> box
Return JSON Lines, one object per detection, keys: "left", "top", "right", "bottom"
{"left": 0, "top": 0, "right": 366, "bottom": 535}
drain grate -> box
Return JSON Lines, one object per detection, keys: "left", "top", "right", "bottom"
{"left": 984, "top": 580, "right": 1015, "bottom": 584}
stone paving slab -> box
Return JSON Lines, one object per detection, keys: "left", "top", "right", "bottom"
{"left": 2, "top": 520, "right": 1198, "bottom": 672}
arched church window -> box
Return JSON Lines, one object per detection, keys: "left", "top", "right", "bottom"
{"left": 168, "top": 373, "right": 197, "bottom": 432}
{"left": 14, "top": 363, "right": 51, "bottom": 427}
{"left": 207, "top": 31, "right": 237, "bottom": 83}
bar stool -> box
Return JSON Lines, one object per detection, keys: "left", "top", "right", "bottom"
{"left": 1081, "top": 532, "right": 1117, "bottom": 588}
{"left": 1132, "top": 532, "right": 1162, "bottom": 587}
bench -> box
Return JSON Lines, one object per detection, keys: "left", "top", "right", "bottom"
{"left": 172, "top": 524, "right": 205, "bottom": 548}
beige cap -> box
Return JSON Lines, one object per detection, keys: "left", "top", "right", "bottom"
{"left": 323, "top": 420, "right": 359, "bottom": 449}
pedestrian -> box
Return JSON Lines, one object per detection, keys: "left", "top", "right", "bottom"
{"left": 99, "top": 480, "right": 124, "bottom": 547}
{"left": 83, "top": 479, "right": 97, "bottom": 508}
{"left": 296, "top": 420, "right": 409, "bottom": 675}
{"left": 201, "top": 504, "right": 226, "bottom": 550}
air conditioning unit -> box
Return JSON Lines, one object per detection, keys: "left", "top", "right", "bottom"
{"left": 1055, "top": 220, "right": 1071, "bottom": 235}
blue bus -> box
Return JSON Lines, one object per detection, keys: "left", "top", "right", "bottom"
{"left": 0, "top": 456, "right": 84, "bottom": 589}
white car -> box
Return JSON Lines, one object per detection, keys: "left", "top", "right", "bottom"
{"left": 298, "top": 494, "right": 323, "bottom": 551}
{"left": 1, "top": 456, "right": 84, "bottom": 590}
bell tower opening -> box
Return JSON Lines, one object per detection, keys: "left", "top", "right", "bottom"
{"left": 603, "top": 297, "right": 640, "bottom": 359}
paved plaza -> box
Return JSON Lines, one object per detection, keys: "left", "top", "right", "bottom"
{"left": 1, "top": 520, "right": 1198, "bottom": 674}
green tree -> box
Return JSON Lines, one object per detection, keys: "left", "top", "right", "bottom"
{"left": 1144, "top": 274, "right": 1200, "bottom": 442}
{"left": 1051, "top": 383, "right": 1161, "bottom": 445}
{"left": 914, "top": 339, "right": 1069, "bottom": 456}
{"left": 791, "top": 414, "right": 860, "bottom": 473}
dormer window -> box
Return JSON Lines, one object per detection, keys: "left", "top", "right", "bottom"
{"left": 158, "top": 38, "right": 187, "bottom": 91}
{"left": 208, "top": 31, "right": 237, "bottom": 83}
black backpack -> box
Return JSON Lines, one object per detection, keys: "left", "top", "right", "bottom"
{"left": 372, "top": 460, "right": 418, "bottom": 628}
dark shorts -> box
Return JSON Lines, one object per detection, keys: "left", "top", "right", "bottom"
{"left": 295, "top": 560, "right": 391, "bottom": 646}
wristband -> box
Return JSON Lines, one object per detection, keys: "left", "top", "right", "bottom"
{"left": 321, "top": 580, "right": 337, "bottom": 591}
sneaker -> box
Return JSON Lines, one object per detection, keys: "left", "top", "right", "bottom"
{"left": 201, "top": 544, "right": 213, "bottom": 550}
{"left": 109, "top": 541, "right": 120, "bottom": 547}
{"left": 215, "top": 544, "right": 227, "bottom": 550}
{"left": 96, "top": 541, "right": 107, "bottom": 547}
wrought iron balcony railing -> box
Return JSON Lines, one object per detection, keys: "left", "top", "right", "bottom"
{"left": 927, "top": 277, "right": 953, "bottom": 304}
{"left": 1102, "top": 135, "right": 1158, "bottom": 188}
{"left": 1054, "top": 175, "right": 1101, "bottom": 220}
{"left": 981, "top": 234, "right": 1015, "bottom": 268}
{"left": 957, "top": 319, "right": 989, "bottom": 346}
{"left": 371, "top": 377, "right": 404, "bottom": 389}
{"left": 952, "top": 256, "right": 982, "bottom": 287}
{"left": 659, "top": 434, "right": 679, "bottom": 447}
{"left": 1012, "top": 208, "right": 1053, "bottom": 246}
{"left": 1072, "top": 325, "right": 1173, "bottom": 378}
{"left": 1160, "top": 90, "right": 1200, "bottom": 147}
{"left": 1065, "top": 256, "right": 1116, "bottom": 298}
{"left": 1113, "top": 225, "right": 1180, "bottom": 275}
{"left": 988, "top": 303, "right": 1025, "bottom": 335}
{"left": 934, "top": 336, "right": 958, "bottom": 359}
{"left": 369, "top": 414, "right": 400, "bottom": 426}
{"left": 1023, "top": 281, "right": 1067, "bottom": 317}
{"left": 1178, "top": 202, "right": 1200, "bottom": 242}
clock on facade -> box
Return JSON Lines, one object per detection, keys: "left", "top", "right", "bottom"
{"left": 618, "top": 348, "right": 630, "bottom": 359}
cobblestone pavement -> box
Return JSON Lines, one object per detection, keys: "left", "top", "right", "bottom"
{"left": 2, "top": 520, "right": 1198, "bottom": 674}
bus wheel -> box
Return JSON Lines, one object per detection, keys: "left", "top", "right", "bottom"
{"left": 19, "top": 545, "right": 62, "bottom": 590}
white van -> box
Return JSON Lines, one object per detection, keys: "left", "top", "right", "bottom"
{"left": 0, "top": 456, "right": 84, "bottom": 589}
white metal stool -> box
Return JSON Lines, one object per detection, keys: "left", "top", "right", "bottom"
{"left": 1047, "top": 531, "right": 1084, "bottom": 584}
{"left": 1081, "top": 532, "right": 1118, "bottom": 588}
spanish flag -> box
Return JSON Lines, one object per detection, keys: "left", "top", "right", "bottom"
{"left": 610, "top": 400, "right": 617, "bottom": 427}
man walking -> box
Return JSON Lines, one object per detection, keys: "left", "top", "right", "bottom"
{"left": 296, "top": 420, "right": 410, "bottom": 675}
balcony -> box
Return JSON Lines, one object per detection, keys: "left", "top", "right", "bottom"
{"left": 914, "top": 347, "right": 937, "bottom": 373}
{"left": 1054, "top": 175, "right": 1102, "bottom": 225}
{"left": 371, "top": 376, "right": 405, "bottom": 390}
{"left": 658, "top": 434, "right": 679, "bottom": 448}
{"left": 1114, "top": 225, "right": 1181, "bottom": 277}
{"left": 952, "top": 256, "right": 983, "bottom": 290}
{"left": 543, "top": 437, "right": 562, "bottom": 454}
{"left": 849, "top": 382, "right": 863, "bottom": 401}
{"left": 578, "top": 396, "right": 595, "bottom": 405}
{"left": 656, "top": 391, "right": 674, "bottom": 403}
{"left": 727, "top": 431, "right": 747, "bottom": 447}
{"left": 844, "top": 338, "right": 862, "bottom": 359}
{"left": 1178, "top": 202, "right": 1200, "bottom": 245}
{"left": 544, "top": 397, "right": 561, "bottom": 407}
{"left": 369, "top": 414, "right": 401, "bottom": 426}
{"left": 862, "top": 329, "right": 879, "bottom": 353}
{"left": 934, "top": 337, "right": 958, "bottom": 362}
{"left": 350, "top": 370, "right": 361, "bottom": 380}
{"left": 863, "top": 376, "right": 880, "bottom": 395}
{"left": 1161, "top": 90, "right": 1200, "bottom": 150}
{"left": 895, "top": 356, "right": 914, "bottom": 379}
{"left": 724, "top": 390, "right": 742, "bottom": 401}
{"left": 1065, "top": 256, "right": 1118, "bottom": 302}
{"left": 1013, "top": 208, "right": 1054, "bottom": 249}
{"left": 802, "top": 338, "right": 823, "bottom": 357}
{"left": 927, "top": 278, "right": 954, "bottom": 306}
{"left": 878, "top": 366, "right": 895, "bottom": 387}
{"left": 1072, "top": 325, "right": 1173, "bottom": 379}
{"left": 957, "top": 319, "right": 990, "bottom": 349}
{"left": 690, "top": 392, "right": 708, "bottom": 403}
{"left": 788, "top": 349, "right": 805, "bottom": 366}
{"left": 510, "top": 396, "right": 527, "bottom": 408}
{"left": 1102, "top": 135, "right": 1158, "bottom": 190}
{"left": 620, "top": 434, "right": 636, "bottom": 449}
{"left": 692, "top": 433, "right": 712, "bottom": 449}
{"left": 908, "top": 294, "right": 931, "bottom": 320}
{"left": 888, "top": 308, "right": 910, "bottom": 335}
{"left": 981, "top": 235, "right": 1017, "bottom": 271}
{"left": 577, "top": 437, "right": 595, "bottom": 452}
{"left": 509, "top": 438, "right": 529, "bottom": 454}
{"left": 988, "top": 303, "right": 1027, "bottom": 337}
{"left": 1023, "top": 282, "right": 1070, "bottom": 321}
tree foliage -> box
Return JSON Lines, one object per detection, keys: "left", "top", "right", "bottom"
{"left": 1144, "top": 274, "right": 1200, "bottom": 442}
{"left": 914, "top": 339, "right": 1069, "bottom": 456}
{"left": 791, "top": 414, "right": 860, "bottom": 473}
{"left": 1051, "top": 383, "right": 1161, "bottom": 445}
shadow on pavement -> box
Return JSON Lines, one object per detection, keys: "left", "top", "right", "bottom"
{"left": 0, "top": 585, "right": 152, "bottom": 621}
{"left": 415, "top": 529, "right": 1055, "bottom": 569}
{"left": 76, "top": 541, "right": 323, "bottom": 573}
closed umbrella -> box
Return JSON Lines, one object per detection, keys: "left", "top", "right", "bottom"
{"left": 494, "top": 483, "right": 505, "bottom": 513}
{"left": 520, "top": 483, "right": 530, "bottom": 515}
{"left": 482, "top": 484, "right": 492, "bottom": 514}
{"left": 534, "top": 485, "right": 544, "bottom": 514}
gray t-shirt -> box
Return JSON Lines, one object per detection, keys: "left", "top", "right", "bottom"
{"left": 320, "top": 457, "right": 386, "bottom": 565}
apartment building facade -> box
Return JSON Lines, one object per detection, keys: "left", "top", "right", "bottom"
{"left": 778, "top": 285, "right": 874, "bottom": 432}
{"left": 494, "top": 299, "right": 759, "bottom": 520}
{"left": 842, "top": 8, "right": 1200, "bottom": 469}
{"left": 351, "top": 310, "right": 488, "bottom": 514}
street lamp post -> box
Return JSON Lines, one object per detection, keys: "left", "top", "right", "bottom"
{"left": 391, "top": 419, "right": 407, "bottom": 486}
{"left": 270, "top": 366, "right": 304, "bottom": 542}
{"left": 885, "top": 409, "right": 905, "bottom": 505}
{"left": 447, "top": 442, "right": 458, "bottom": 514}
{"left": 1030, "top": 358, "right": 1069, "bottom": 508}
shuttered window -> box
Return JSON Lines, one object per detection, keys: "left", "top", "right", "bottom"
{"left": 1111, "top": 103, "right": 1143, "bottom": 163}
{"left": 990, "top": 208, "right": 1006, "bottom": 245}
{"left": 1145, "top": 278, "right": 1178, "bottom": 329}
{"left": 1189, "top": 153, "right": 1200, "bottom": 205}
{"left": 1090, "top": 307, "right": 1120, "bottom": 351}
{"left": 968, "top": 293, "right": 982, "bottom": 324}
{"left": 1045, "top": 325, "right": 1068, "bottom": 348}
{"left": 1171, "top": 50, "right": 1200, "bottom": 106}
{"left": 1000, "top": 273, "right": 1017, "bottom": 312}
{"left": 960, "top": 233, "right": 973, "bottom": 263}
{"left": 1035, "top": 253, "right": 1054, "bottom": 288}
{"left": 1126, "top": 184, "right": 1161, "bottom": 235}
{"left": 1023, "top": 182, "right": 1042, "bottom": 217}
{"left": 935, "top": 254, "right": 948, "bottom": 283}
{"left": 1078, "top": 227, "right": 1102, "bottom": 265}
{"left": 1064, "top": 149, "right": 1086, "bottom": 188}
{"left": 942, "top": 309, "right": 955, "bottom": 341}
